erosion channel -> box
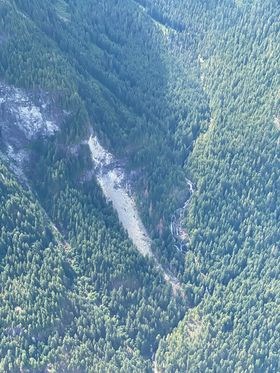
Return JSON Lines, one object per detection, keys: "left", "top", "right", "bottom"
{"left": 88, "top": 135, "right": 182, "bottom": 293}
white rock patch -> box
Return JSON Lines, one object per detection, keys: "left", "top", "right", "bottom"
{"left": 0, "top": 83, "right": 59, "bottom": 140}
{"left": 88, "top": 135, "right": 152, "bottom": 258}
{"left": 88, "top": 135, "right": 182, "bottom": 293}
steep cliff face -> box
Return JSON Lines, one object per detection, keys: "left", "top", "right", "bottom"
{"left": 0, "top": 82, "right": 63, "bottom": 179}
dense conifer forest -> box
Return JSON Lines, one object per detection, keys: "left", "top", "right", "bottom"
{"left": 0, "top": 0, "right": 279, "bottom": 372}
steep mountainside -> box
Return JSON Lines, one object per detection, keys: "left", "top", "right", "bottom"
{"left": 155, "top": 1, "right": 280, "bottom": 372}
{"left": 0, "top": 0, "right": 279, "bottom": 372}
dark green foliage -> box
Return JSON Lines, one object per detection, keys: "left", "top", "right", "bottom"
{"left": 1, "top": 0, "right": 209, "bottom": 269}
{"left": 0, "top": 2, "right": 190, "bottom": 369}
{"left": 0, "top": 0, "right": 279, "bottom": 371}
{"left": 156, "top": 0, "right": 280, "bottom": 372}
